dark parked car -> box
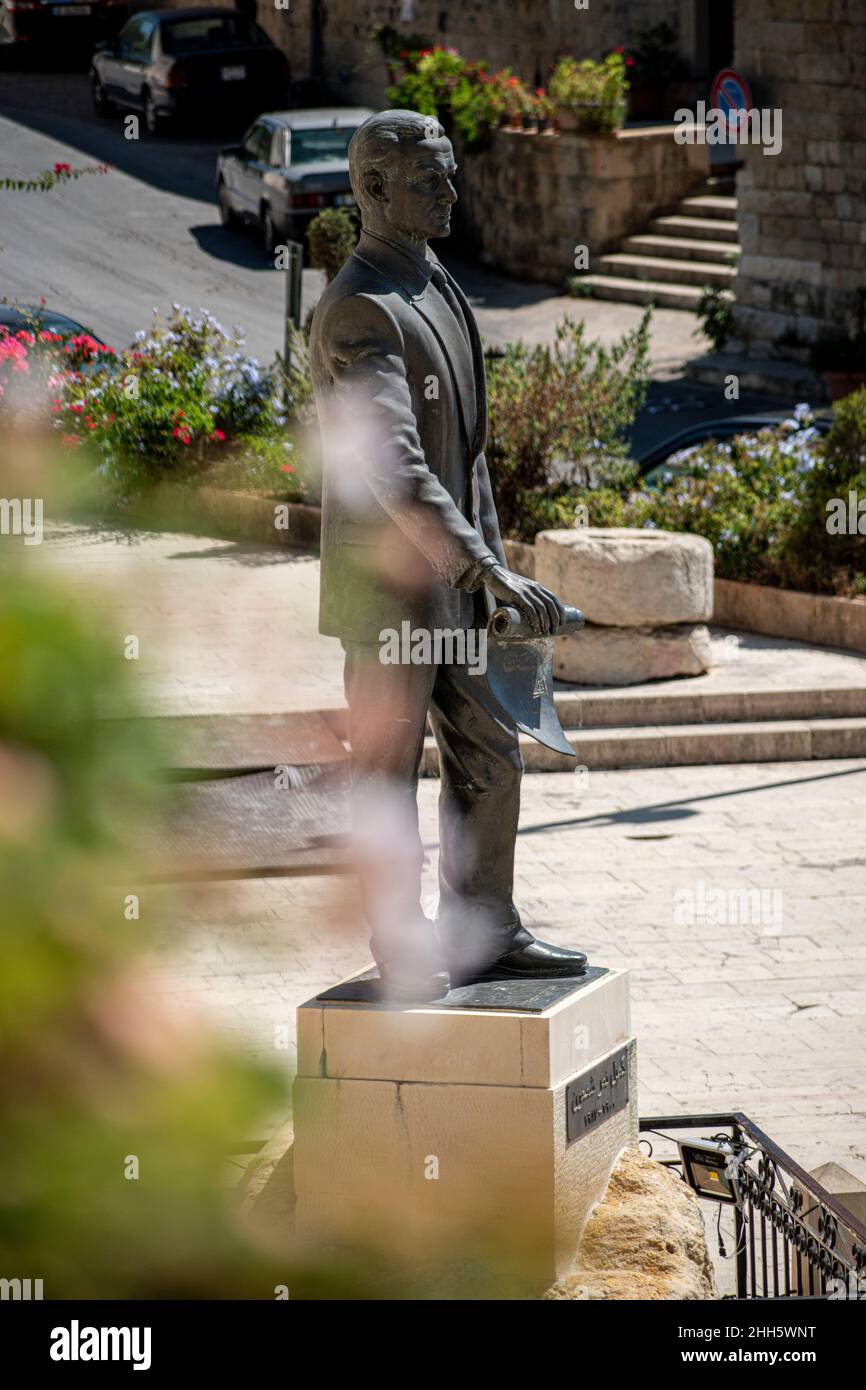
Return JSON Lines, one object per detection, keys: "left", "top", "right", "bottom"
{"left": 0, "top": 0, "right": 125, "bottom": 50}
{"left": 637, "top": 411, "right": 832, "bottom": 485}
{"left": 0, "top": 303, "right": 103, "bottom": 341}
{"left": 90, "top": 7, "right": 289, "bottom": 135}
{"left": 216, "top": 106, "right": 373, "bottom": 251}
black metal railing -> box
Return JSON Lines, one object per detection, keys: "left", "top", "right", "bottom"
{"left": 640, "top": 1113, "right": 866, "bottom": 1301}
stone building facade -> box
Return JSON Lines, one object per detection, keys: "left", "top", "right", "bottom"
{"left": 312, "top": 0, "right": 671, "bottom": 107}
{"left": 729, "top": 0, "right": 866, "bottom": 362}
{"left": 243, "top": 1, "right": 731, "bottom": 105}
{"left": 191, "top": 1, "right": 865, "bottom": 368}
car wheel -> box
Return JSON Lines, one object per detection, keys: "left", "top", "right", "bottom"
{"left": 143, "top": 89, "right": 167, "bottom": 137}
{"left": 92, "top": 74, "right": 114, "bottom": 118}
{"left": 217, "top": 181, "right": 237, "bottom": 229}
{"left": 262, "top": 206, "right": 278, "bottom": 257}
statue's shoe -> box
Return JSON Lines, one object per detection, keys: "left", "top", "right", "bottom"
{"left": 450, "top": 929, "right": 588, "bottom": 984}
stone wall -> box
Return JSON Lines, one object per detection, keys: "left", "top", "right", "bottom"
{"left": 312, "top": 0, "right": 673, "bottom": 107}
{"left": 453, "top": 124, "right": 707, "bottom": 284}
{"left": 729, "top": 0, "right": 866, "bottom": 360}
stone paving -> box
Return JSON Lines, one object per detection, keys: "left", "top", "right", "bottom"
{"left": 41, "top": 523, "right": 866, "bottom": 1188}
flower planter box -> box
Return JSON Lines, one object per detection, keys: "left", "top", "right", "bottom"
{"left": 713, "top": 579, "right": 866, "bottom": 655}
{"left": 77, "top": 485, "right": 322, "bottom": 551}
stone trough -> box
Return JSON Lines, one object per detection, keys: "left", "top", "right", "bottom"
{"left": 534, "top": 527, "right": 715, "bottom": 687}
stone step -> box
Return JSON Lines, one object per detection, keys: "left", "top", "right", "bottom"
{"left": 622, "top": 233, "right": 740, "bottom": 264}
{"left": 550, "top": 684, "right": 866, "bottom": 730}
{"left": 578, "top": 276, "right": 729, "bottom": 310}
{"left": 649, "top": 213, "right": 739, "bottom": 243}
{"left": 678, "top": 194, "right": 738, "bottom": 220}
{"left": 421, "top": 716, "right": 866, "bottom": 774}
{"left": 325, "top": 683, "right": 866, "bottom": 747}
{"left": 595, "top": 252, "right": 737, "bottom": 288}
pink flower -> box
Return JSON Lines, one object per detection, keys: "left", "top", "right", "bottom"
{"left": 279, "top": 463, "right": 295, "bottom": 474}
{"left": 209, "top": 429, "right": 225, "bottom": 443}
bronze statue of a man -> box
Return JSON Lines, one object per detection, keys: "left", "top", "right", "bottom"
{"left": 310, "top": 109, "right": 587, "bottom": 998}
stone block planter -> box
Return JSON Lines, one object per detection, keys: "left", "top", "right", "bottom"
{"left": 514, "top": 528, "right": 715, "bottom": 687}
{"left": 553, "top": 622, "right": 713, "bottom": 687}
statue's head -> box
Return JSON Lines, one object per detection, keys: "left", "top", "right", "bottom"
{"left": 348, "top": 109, "right": 457, "bottom": 242}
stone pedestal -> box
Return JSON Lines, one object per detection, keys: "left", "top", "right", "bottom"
{"left": 292, "top": 966, "right": 637, "bottom": 1297}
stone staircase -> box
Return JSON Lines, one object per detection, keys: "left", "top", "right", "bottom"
{"left": 420, "top": 680, "right": 866, "bottom": 774}
{"left": 580, "top": 175, "right": 739, "bottom": 311}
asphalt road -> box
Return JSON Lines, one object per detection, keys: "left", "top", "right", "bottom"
{"left": 0, "top": 61, "right": 317, "bottom": 361}
{"left": 0, "top": 59, "right": 785, "bottom": 453}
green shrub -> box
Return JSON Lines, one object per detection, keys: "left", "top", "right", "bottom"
{"left": 307, "top": 207, "right": 358, "bottom": 283}
{"left": 494, "top": 390, "right": 866, "bottom": 598}
{"left": 486, "top": 310, "right": 651, "bottom": 539}
{"left": 617, "top": 397, "right": 866, "bottom": 597}
{"left": 773, "top": 388, "right": 866, "bottom": 594}
{"left": 695, "top": 285, "right": 734, "bottom": 353}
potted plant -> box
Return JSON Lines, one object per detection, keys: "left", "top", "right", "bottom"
{"left": 520, "top": 86, "right": 540, "bottom": 131}
{"left": 549, "top": 52, "right": 629, "bottom": 135}
{"left": 503, "top": 73, "right": 526, "bottom": 129}
{"left": 535, "top": 88, "right": 558, "bottom": 133}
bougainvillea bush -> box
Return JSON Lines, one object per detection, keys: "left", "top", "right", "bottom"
{"left": 0, "top": 306, "right": 314, "bottom": 504}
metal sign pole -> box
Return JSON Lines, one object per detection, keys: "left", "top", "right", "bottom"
{"left": 283, "top": 239, "right": 304, "bottom": 380}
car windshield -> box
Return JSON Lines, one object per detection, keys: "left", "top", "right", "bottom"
{"left": 161, "top": 15, "right": 269, "bottom": 54}
{"left": 289, "top": 128, "right": 355, "bottom": 165}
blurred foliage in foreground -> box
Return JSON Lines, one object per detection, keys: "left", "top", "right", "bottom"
{"left": 0, "top": 502, "right": 372, "bottom": 1296}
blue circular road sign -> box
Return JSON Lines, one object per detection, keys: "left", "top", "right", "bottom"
{"left": 710, "top": 67, "right": 754, "bottom": 135}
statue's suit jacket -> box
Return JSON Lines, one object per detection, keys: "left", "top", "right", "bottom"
{"left": 310, "top": 231, "right": 504, "bottom": 642}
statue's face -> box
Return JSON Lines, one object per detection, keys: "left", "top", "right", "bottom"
{"left": 377, "top": 136, "right": 458, "bottom": 241}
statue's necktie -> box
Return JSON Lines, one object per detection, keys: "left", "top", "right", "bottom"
{"left": 429, "top": 264, "right": 473, "bottom": 353}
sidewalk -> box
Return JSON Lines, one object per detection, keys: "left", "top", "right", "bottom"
{"left": 43, "top": 522, "right": 866, "bottom": 1184}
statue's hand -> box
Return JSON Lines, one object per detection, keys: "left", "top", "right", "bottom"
{"left": 483, "top": 564, "right": 566, "bottom": 636}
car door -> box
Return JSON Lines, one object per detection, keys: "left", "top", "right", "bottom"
{"left": 233, "top": 121, "right": 273, "bottom": 218}
{"left": 112, "top": 14, "right": 157, "bottom": 107}
{"left": 99, "top": 18, "right": 135, "bottom": 100}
